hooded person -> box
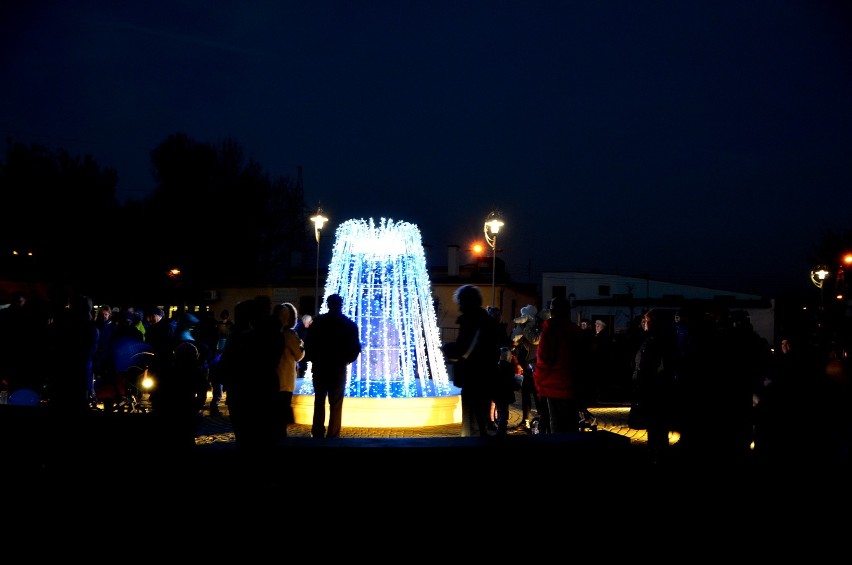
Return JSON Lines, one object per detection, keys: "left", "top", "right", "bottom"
{"left": 161, "top": 311, "right": 212, "bottom": 419}
{"left": 173, "top": 312, "right": 200, "bottom": 342}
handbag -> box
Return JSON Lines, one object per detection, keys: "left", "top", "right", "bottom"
{"left": 450, "top": 358, "right": 466, "bottom": 388}
{"left": 628, "top": 399, "right": 647, "bottom": 430}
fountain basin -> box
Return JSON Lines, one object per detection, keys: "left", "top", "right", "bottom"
{"left": 293, "top": 379, "right": 462, "bottom": 427}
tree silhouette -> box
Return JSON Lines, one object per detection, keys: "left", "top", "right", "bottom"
{"left": 141, "top": 133, "right": 308, "bottom": 293}
{"left": 0, "top": 134, "right": 308, "bottom": 305}
{"left": 0, "top": 138, "right": 120, "bottom": 292}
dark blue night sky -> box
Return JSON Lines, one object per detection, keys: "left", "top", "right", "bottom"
{"left": 2, "top": 1, "right": 851, "bottom": 296}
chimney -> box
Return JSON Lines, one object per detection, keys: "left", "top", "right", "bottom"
{"left": 448, "top": 245, "right": 459, "bottom": 277}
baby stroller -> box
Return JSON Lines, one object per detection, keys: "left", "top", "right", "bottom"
{"left": 94, "top": 340, "right": 157, "bottom": 413}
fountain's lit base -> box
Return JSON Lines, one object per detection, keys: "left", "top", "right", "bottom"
{"left": 293, "top": 379, "right": 462, "bottom": 427}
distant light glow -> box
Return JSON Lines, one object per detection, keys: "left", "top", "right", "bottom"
{"left": 299, "top": 218, "right": 453, "bottom": 398}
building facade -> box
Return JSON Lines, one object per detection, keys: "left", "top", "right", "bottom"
{"left": 541, "top": 271, "right": 775, "bottom": 344}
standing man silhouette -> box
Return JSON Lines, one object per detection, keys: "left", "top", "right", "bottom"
{"left": 304, "top": 294, "right": 361, "bottom": 439}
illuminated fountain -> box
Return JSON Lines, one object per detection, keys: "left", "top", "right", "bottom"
{"left": 293, "top": 217, "right": 461, "bottom": 427}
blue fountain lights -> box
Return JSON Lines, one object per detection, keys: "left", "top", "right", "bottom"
{"left": 299, "top": 218, "right": 454, "bottom": 398}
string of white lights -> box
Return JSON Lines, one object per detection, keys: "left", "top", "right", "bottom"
{"left": 299, "top": 218, "right": 453, "bottom": 398}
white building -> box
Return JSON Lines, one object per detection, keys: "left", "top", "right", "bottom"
{"left": 542, "top": 272, "right": 774, "bottom": 344}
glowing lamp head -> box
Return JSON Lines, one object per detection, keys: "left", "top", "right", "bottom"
{"left": 311, "top": 209, "right": 329, "bottom": 242}
{"left": 483, "top": 210, "right": 505, "bottom": 249}
{"left": 811, "top": 266, "right": 830, "bottom": 288}
{"left": 485, "top": 217, "right": 504, "bottom": 235}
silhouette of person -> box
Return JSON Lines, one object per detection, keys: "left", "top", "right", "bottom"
{"left": 754, "top": 335, "right": 809, "bottom": 463}
{"left": 169, "top": 312, "right": 213, "bottom": 415}
{"left": 723, "top": 309, "right": 772, "bottom": 459}
{"left": 493, "top": 346, "right": 521, "bottom": 436}
{"left": 217, "top": 309, "right": 233, "bottom": 353}
{"left": 144, "top": 307, "right": 173, "bottom": 380}
{"left": 575, "top": 316, "right": 596, "bottom": 425}
{"left": 273, "top": 302, "right": 305, "bottom": 438}
{"left": 510, "top": 304, "right": 542, "bottom": 431}
{"left": 303, "top": 294, "right": 361, "bottom": 439}
{"left": 152, "top": 339, "right": 207, "bottom": 450}
{"left": 591, "top": 319, "right": 612, "bottom": 402}
{"left": 46, "top": 294, "right": 98, "bottom": 415}
{"left": 196, "top": 310, "right": 224, "bottom": 415}
{"left": 0, "top": 290, "right": 44, "bottom": 395}
{"left": 487, "top": 306, "right": 512, "bottom": 430}
{"left": 488, "top": 306, "right": 512, "bottom": 348}
{"left": 217, "top": 298, "right": 281, "bottom": 457}
{"left": 630, "top": 308, "right": 676, "bottom": 463}
{"left": 91, "top": 304, "right": 116, "bottom": 406}
{"left": 442, "top": 284, "right": 501, "bottom": 437}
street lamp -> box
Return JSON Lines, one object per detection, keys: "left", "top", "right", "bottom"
{"left": 811, "top": 265, "right": 830, "bottom": 310}
{"left": 484, "top": 210, "right": 505, "bottom": 309}
{"left": 310, "top": 207, "right": 328, "bottom": 316}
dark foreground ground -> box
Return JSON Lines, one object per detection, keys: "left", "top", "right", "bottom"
{"left": 1, "top": 406, "right": 850, "bottom": 562}
{"left": 2, "top": 402, "right": 849, "bottom": 506}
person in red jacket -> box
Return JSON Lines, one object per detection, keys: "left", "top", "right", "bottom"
{"left": 533, "top": 295, "right": 588, "bottom": 434}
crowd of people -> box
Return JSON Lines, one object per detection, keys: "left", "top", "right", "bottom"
{"left": 441, "top": 284, "right": 851, "bottom": 465}
{"left": 2, "top": 285, "right": 850, "bottom": 467}
{"left": 0, "top": 290, "right": 364, "bottom": 459}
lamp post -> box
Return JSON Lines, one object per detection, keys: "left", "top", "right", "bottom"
{"left": 484, "top": 210, "right": 505, "bottom": 309}
{"left": 811, "top": 265, "right": 830, "bottom": 311}
{"left": 310, "top": 207, "right": 328, "bottom": 316}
